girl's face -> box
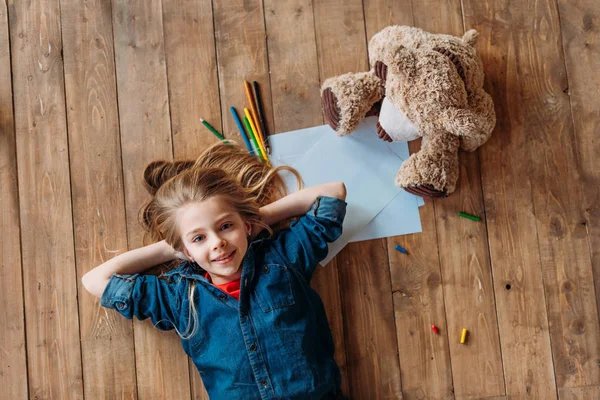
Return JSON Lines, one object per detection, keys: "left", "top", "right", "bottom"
{"left": 179, "top": 196, "right": 251, "bottom": 285}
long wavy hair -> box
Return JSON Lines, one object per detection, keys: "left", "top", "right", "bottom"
{"left": 138, "top": 141, "right": 301, "bottom": 338}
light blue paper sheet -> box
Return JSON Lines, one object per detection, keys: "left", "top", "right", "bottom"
{"left": 270, "top": 118, "right": 424, "bottom": 207}
{"left": 269, "top": 117, "right": 423, "bottom": 264}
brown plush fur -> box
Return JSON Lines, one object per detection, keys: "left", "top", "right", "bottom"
{"left": 321, "top": 26, "right": 496, "bottom": 197}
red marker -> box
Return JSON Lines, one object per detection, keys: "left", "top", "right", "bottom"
{"left": 431, "top": 324, "right": 439, "bottom": 334}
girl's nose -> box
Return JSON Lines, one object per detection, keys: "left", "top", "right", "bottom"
{"left": 212, "top": 237, "right": 227, "bottom": 250}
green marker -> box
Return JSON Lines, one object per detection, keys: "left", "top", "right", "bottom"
{"left": 458, "top": 211, "right": 480, "bottom": 221}
{"left": 200, "top": 118, "right": 225, "bottom": 141}
{"left": 243, "top": 116, "right": 264, "bottom": 160}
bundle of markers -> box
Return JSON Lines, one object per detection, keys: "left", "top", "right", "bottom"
{"left": 200, "top": 80, "right": 271, "bottom": 167}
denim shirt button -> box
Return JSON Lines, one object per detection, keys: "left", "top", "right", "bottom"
{"left": 116, "top": 302, "right": 126, "bottom": 310}
{"left": 260, "top": 379, "right": 267, "bottom": 387}
{"left": 218, "top": 294, "right": 226, "bottom": 300}
{"left": 249, "top": 344, "right": 257, "bottom": 351}
{"left": 263, "top": 266, "right": 269, "bottom": 274}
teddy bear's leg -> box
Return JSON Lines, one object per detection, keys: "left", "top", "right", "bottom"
{"left": 321, "top": 71, "right": 384, "bottom": 136}
{"left": 441, "top": 89, "right": 496, "bottom": 152}
{"left": 396, "top": 130, "right": 460, "bottom": 197}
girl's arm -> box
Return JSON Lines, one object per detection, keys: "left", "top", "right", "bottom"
{"left": 259, "top": 182, "right": 346, "bottom": 227}
{"left": 82, "top": 182, "right": 346, "bottom": 299}
{"left": 81, "top": 240, "right": 176, "bottom": 299}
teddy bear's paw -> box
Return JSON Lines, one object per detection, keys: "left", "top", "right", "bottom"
{"left": 404, "top": 184, "right": 447, "bottom": 198}
{"left": 322, "top": 87, "right": 341, "bottom": 131}
{"left": 321, "top": 71, "right": 385, "bottom": 135}
{"left": 376, "top": 121, "right": 393, "bottom": 142}
{"left": 322, "top": 86, "right": 382, "bottom": 133}
{"left": 395, "top": 133, "right": 460, "bottom": 198}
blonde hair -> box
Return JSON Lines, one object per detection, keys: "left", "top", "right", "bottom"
{"left": 138, "top": 141, "right": 301, "bottom": 338}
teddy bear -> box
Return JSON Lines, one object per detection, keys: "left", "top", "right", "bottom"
{"left": 321, "top": 26, "right": 495, "bottom": 198}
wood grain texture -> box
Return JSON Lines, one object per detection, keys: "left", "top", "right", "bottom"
{"left": 8, "top": 0, "right": 84, "bottom": 398}
{"left": 313, "top": 0, "right": 402, "bottom": 398}
{"left": 60, "top": 0, "right": 139, "bottom": 398}
{"left": 555, "top": 0, "right": 600, "bottom": 342}
{"left": 462, "top": 0, "right": 560, "bottom": 397}
{"left": 111, "top": 0, "right": 191, "bottom": 398}
{"left": 163, "top": 0, "right": 222, "bottom": 162}
{"left": 389, "top": 195, "right": 454, "bottom": 400}
{"left": 5, "top": 0, "right": 600, "bottom": 397}
{"left": 559, "top": 385, "right": 600, "bottom": 400}
{"left": 0, "top": 2, "right": 28, "bottom": 399}
{"left": 263, "top": 0, "right": 322, "bottom": 134}
{"left": 363, "top": 2, "right": 454, "bottom": 399}
{"left": 161, "top": 0, "right": 221, "bottom": 397}
{"left": 213, "top": 0, "right": 274, "bottom": 142}
{"left": 515, "top": 0, "right": 600, "bottom": 385}
{"left": 411, "top": 3, "right": 506, "bottom": 398}
{"left": 411, "top": 5, "right": 507, "bottom": 397}
{"left": 263, "top": 0, "right": 351, "bottom": 394}
{"left": 463, "top": 0, "right": 600, "bottom": 391}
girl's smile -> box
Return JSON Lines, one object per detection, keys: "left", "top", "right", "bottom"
{"left": 212, "top": 249, "right": 236, "bottom": 263}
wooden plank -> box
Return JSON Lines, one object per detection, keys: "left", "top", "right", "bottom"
{"left": 463, "top": 0, "right": 600, "bottom": 391}
{"left": 7, "top": 0, "right": 84, "bottom": 398}
{"left": 408, "top": 2, "right": 506, "bottom": 398}
{"left": 555, "top": 0, "right": 600, "bottom": 335}
{"left": 111, "top": 1, "right": 191, "bottom": 398}
{"left": 475, "top": 397, "right": 507, "bottom": 400}
{"left": 161, "top": 0, "right": 221, "bottom": 397}
{"left": 362, "top": 2, "right": 455, "bottom": 399}
{"left": 162, "top": 0, "right": 222, "bottom": 161}
{"left": 59, "top": 0, "right": 138, "bottom": 398}
{"left": 263, "top": 0, "right": 350, "bottom": 395}
{"left": 263, "top": 0, "right": 322, "bottom": 133}
{"left": 213, "top": 0, "right": 274, "bottom": 142}
{"left": 314, "top": 3, "right": 402, "bottom": 398}
{"left": 459, "top": 0, "right": 561, "bottom": 397}
{"left": 460, "top": 0, "right": 561, "bottom": 397}
{"left": 0, "top": 2, "right": 28, "bottom": 398}
{"left": 560, "top": 386, "right": 600, "bottom": 400}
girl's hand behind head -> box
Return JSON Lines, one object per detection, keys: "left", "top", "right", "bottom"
{"left": 173, "top": 249, "right": 191, "bottom": 261}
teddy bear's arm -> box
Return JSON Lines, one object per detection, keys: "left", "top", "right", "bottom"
{"left": 321, "top": 71, "right": 384, "bottom": 136}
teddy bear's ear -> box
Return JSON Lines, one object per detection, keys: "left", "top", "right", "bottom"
{"left": 462, "top": 29, "right": 479, "bottom": 46}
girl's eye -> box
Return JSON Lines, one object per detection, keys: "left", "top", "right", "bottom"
{"left": 193, "top": 235, "right": 205, "bottom": 243}
{"left": 221, "top": 223, "right": 233, "bottom": 230}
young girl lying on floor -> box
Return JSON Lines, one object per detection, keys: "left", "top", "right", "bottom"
{"left": 82, "top": 142, "right": 348, "bottom": 399}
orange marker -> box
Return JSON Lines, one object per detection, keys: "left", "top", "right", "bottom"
{"left": 244, "top": 80, "right": 265, "bottom": 145}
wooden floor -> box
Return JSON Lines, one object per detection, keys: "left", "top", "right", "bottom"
{"left": 1, "top": 0, "right": 599, "bottom": 399}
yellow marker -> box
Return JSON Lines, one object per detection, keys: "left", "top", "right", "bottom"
{"left": 460, "top": 328, "right": 468, "bottom": 344}
{"left": 244, "top": 108, "right": 269, "bottom": 166}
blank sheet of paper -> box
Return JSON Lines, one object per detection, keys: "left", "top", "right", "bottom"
{"left": 269, "top": 117, "right": 423, "bottom": 264}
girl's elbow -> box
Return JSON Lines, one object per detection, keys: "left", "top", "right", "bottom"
{"left": 81, "top": 272, "right": 92, "bottom": 292}
{"left": 81, "top": 271, "right": 105, "bottom": 299}
{"left": 332, "top": 182, "right": 346, "bottom": 200}
{"left": 81, "top": 273, "right": 96, "bottom": 296}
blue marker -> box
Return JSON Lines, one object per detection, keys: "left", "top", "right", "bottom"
{"left": 394, "top": 244, "right": 408, "bottom": 254}
{"left": 230, "top": 106, "right": 253, "bottom": 154}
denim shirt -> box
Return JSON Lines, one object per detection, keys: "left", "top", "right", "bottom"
{"left": 101, "top": 196, "right": 347, "bottom": 400}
